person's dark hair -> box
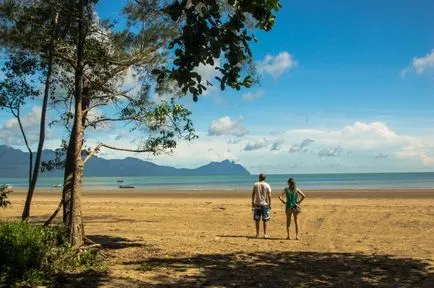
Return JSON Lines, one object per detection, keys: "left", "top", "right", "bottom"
{"left": 288, "top": 178, "right": 296, "bottom": 191}
{"left": 259, "top": 173, "right": 266, "bottom": 181}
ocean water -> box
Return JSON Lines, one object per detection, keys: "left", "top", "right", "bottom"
{"left": 1, "top": 172, "right": 434, "bottom": 191}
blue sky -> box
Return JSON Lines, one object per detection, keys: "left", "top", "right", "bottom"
{"left": 1, "top": 0, "right": 434, "bottom": 174}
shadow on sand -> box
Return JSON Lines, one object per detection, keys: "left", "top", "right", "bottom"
{"left": 52, "top": 270, "right": 108, "bottom": 288}
{"left": 87, "top": 234, "right": 152, "bottom": 250}
{"left": 126, "top": 251, "right": 433, "bottom": 287}
{"left": 217, "top": 234, "right": 283, "bottom": 240}
{"left": 21, "top": 214, "right": 158, "bottom": 225}
{"left": 53, "top": 234, "right": 433, "bottom": 287}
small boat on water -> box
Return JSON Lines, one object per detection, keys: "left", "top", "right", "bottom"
{"left": 53, "top": 184, "right": 63, "bottom": 188}
{"left": 117, "top": 180, "right": 124, "bottom": 183}
{"left": 119, "top": 185, "right": 135, "bottom": 189}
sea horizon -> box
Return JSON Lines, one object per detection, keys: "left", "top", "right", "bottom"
{"left": 2, "top": 171, "right": 434, "bottom": 191}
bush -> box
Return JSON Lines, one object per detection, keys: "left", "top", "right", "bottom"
{"left": 0, "top": 222, "right": 67, "bottom": 286}
{"left": 0, "top": 185, "right": 12, "bottom": 208}
{"left": 0, "top": 221, "right": 105, "bottom": 286}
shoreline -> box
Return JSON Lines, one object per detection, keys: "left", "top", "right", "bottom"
{"left": 10, "top": 188, "right": 434, "bottom": 199}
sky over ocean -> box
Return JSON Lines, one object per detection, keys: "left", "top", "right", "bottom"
{"left": 1, "top": 0, "right": 433, "bottom": 174}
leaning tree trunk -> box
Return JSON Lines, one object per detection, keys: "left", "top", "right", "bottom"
{"left": 61, "top": 81, "right": 90, "bottom": 227}
{"left": 68, "top": 0, "right": 86, "bottom": 246}
{"left": 22, "top": 12, "right": 58, "bottom": 221}
{"left": 62, "top": 123, "right": 76, "bottom": 226}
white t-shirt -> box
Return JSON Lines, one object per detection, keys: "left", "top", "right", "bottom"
{"left": 252, "top": 181, "right": 272, "bottom": 206}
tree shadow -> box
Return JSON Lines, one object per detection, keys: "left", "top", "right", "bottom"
{"left": 52, "top": 269, "right": 109, "bottom": 288}
{"left": 217, "top": 234, "right": 284, "bottom": 240}
{"left": 83, "top": 215, "right": 158, "bottom": 224}
{"left": 127, "top": 251, "right": 433, "bottom": 287}
{"left": 88, "top": 234, "right": 153, "bottom": 250}
{"left": 20, "top": 214, "right": 157, "bottom": 225}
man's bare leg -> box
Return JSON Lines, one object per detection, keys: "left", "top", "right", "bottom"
{"left": 255, "top": 221, "right": 260, "bottom": 238}
{"left": 263, "top": 221, "right": 269, "bottom": 238}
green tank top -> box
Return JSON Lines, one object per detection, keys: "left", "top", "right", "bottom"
{"left": 285, "top": 187, "right": 298, "bottom": 208}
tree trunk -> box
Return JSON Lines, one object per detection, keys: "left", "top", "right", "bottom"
{"left": 62, "top": 123, "right": 76, "bottom": 226}
{"left": 44, "top": 198, "right": 62, "bottom": 227}
{"left": 69, "top": 92, "right": 84, "bottom": 247}
{"left": 21, "top": 12, "right": 58, "bottom": 221}
{"left": 68, "top": 0, "right": 86, "bottom": 246}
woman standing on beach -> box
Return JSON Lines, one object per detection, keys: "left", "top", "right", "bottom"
{"left": 279, "top": 178, "right": 306, "bottom": 240}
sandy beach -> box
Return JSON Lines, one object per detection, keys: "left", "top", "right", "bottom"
{"left": 1, "top": 188, "right": 433, "bottom": 287}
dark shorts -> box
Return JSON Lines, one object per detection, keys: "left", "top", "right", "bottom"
{"left": 286, "top": 206, "right": 301, "bottom": 215}
{"left": 253, "top": 205, "right": 270, "bottom": 222}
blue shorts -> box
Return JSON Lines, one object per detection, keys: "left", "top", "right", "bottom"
{"left": 253, "top": 205, "right": 270, "bottom": 222}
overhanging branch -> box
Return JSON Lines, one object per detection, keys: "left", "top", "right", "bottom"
{"left": 82, "top": 142, "right": 155, "bottom": 164}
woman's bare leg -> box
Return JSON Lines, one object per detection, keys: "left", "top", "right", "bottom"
{"left": 286, "top": 211, "right": 291, "bottom": 239}
{"left": 294, "top": 213, "right": 299, "bottom": 240}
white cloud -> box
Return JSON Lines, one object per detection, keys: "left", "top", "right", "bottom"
{"left": 127, "top": 136, "right": 240, "bottom": 169}
{"left": 339, "top": 121, "right": 397, "bottom": 139}
{"left": 114, "top": 130, "right": 130, "bottom": 141}
{"left": 412, "top": 50, "right": 434, "bottom": 74}
{"left": 257, "top": 51, "right": 297, "bottom": 80}
{"left": 241, "top": 89, "right": 265, "bottom": 101}
{"left": 42, "top": 120, "right": 434, "bottom": 173}
{"left": 396, "top": 146, "right": 434, "bottom": 166}
{"left": 318, "top": 146, "right": 342, "bottom": 157}
{"left": 208, "top": 116, "right": 248, "bottom": 137}
{"left": 288, "top": 138, "right": 314, "bottom": 153}
{"left": 4, "top": 106, "right": 41, "bottom": 130}
{"left": 321, "top": 121, "right": 406, "bottom": 149}
{"left": 0, "top": 106, "right": 50, "bottom": 146}
{"left": 227, "top": 138, "right": 242, "bottom": 144}
{"left": 402, "top": 49, "right": 434, "bottom": 77}
{"left": 243, "top": 139, "right": 267, "bottom": 151}
{"left": 277, "top": 121, "right": 434, "bottom": 166}
{"left": 86, "top": 108, "right": 112, "bottom": 131}
{"left": 270, "top": 141, "right": 282, "bottom": 151}
{"left": 375, "top": 152, "right": 388, "bottom": 159}
{"left": 122, "top": 66, "right": 139, "bottom": 86}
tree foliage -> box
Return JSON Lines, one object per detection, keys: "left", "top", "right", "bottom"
{"left": 153, "top": 0, "right": 281, "bottom": 101}
{"left": 0, "top": 0, "right": 281, "bottom": 245}
{"left": 0, "top": 185, "right": 12, "bottom": 208}
{"left": 0, "top": 51, "right": 40, "bottom": 110}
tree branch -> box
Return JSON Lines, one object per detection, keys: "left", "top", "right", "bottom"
{"left": 100, "top": 143, "right": 155, "bottom": 153}
{"left": 10, "top": 107, "right": 33, "bottom": 187}
{"left": 82, "top": 142, "right": 156, "bottom": 165}
{"left": 84, "top": 116, "right": 138, "bottom": 128}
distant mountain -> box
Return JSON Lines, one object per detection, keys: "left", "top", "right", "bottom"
{"left": 0, "top": 145, "right": 250, "bottom": 177}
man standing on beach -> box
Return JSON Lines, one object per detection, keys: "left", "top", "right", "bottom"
{"left": 252, "top": 173, "right": 272, "bottom": 238}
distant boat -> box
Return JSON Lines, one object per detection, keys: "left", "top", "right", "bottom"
{"left": 117, "top": 180, "right": 124, "bottom": 183}
{"left": 53, "top": 184, "right": 63, "bottom": 188}
{"left": 119, "top": 185, "right": 135, "bottom": 189}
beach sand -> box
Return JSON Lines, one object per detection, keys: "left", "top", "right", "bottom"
{"left": 2, "top": 188, "right": 433, "bottom": 287}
